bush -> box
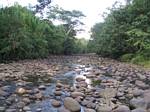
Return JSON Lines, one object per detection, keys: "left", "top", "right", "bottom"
{"left": 131, "top": 55, "right": 145, "bottom": 64}
{"left": 120, "top": 53, "right": 134, "bottom": 62}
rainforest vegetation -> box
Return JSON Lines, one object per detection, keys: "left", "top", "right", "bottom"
{"left": 88, "top": 0, "right": 150, "bottom": 67}
{"left": 0, "top": 0, "right": 150, "bottom": 67}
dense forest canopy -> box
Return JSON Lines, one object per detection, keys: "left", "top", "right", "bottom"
{"left": 88, "top": 0, "right": 150, "bottom": 66}
{"left": 0, "top": 2, "right": 87, "bottom": 61}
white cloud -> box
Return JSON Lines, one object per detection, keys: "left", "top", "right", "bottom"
{"left": 0, "top": 0, "right": 125, "bottom": 39}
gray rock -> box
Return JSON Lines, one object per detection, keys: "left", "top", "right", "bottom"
{"left": 84, "top": 108, "right": 96, "bottom": 112}
{"left": 58, "top": 107, "right": 70, "bottom": 112}
{"left": 113, "top": 105, "right": 130, "bottom": 112}
{"left": 38, "top": 85, "right": 46, "bottom": 90}
{"left": 131, "top": 108, "right": 147, "bottom": 112}
{"left": 97, "top": 106, "right": 112, "bottom": 112}
{"left": 130, "top": 98, "right": 147, "bottom": 109}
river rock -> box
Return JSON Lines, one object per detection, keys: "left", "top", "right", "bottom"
{"left": 130, "top": 98, "right": 147, "bottom": 109}
{"left": 132, "top": 89, "right": 144, "bottom": 97}
{"left": 97, "top": 106, "right": 112, "bottom": 112}
{"left": 54, "top": 91, "right": 62, "bottom": 96}
{"left": 71, "top": 92, "right": 85, "bottom": 98}
{"left": 64, "top": 97, "right": 81, "bottom": 112}
{"left": 51, "top": 99, "right": 61, "bottom": 107}
{"left": 76, "top": 77, "right": 85, "bottom": 82}
{"left": 16, "top": 88, "right": 26, "bottom": 95}
{"left": 38, "top": 85, "right": 46, "bottom": 90}
{"left": 58, "top": 107, "right": 70, "bottom": 112}
{"left": 135, "top": 80, "right": 148, "bottom": 89}
{"left": 131, "top": 108, "right": 147, "bottom": 112}
{"left": 113, "top": 105, "right": 130, "bottom": 112}
{"left": 84, "top": 108, "right": 96, "bottom": 112}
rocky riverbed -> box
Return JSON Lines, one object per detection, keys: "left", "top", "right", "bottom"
{"left": 0, "top": 55, "right": 150, "bottom": 112}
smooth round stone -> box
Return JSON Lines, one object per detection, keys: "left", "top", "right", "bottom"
{"left": 54, "top": 91, "right": 62, "bottom": 96}
{"left": 51, "top": 99, "right": 61, "bottom": 107}
{"left": 36, "top": 108, "right": 42, "bottom": 112}
{"left": 64, "top": 97, "right": 81, "bottom": 112}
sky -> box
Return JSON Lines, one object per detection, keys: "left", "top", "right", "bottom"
{"left": 1, "top": 0, "right": 125, "bottom": 39}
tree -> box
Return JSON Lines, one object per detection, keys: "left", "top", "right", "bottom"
{"left": 88, "top": 0, "right": 150, "bottom": 64}
{"left": 47, "top": 5, "right": 85, "bottom": 54}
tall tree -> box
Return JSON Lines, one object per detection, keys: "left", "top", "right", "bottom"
{"left": 47, "top": 5, "right": 85, "bottom": 54}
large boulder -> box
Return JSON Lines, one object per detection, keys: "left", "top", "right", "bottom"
{"left": 64, "top": 97, "right": 81, "bottom": 112}
{"left": 113, "top": 105, "right": 130, "bottom": 112}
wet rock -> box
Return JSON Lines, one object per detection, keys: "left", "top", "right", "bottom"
{"left": 64, "top": 97, "right": 81, "bottom": 112}
{"left": 113, "top": 105, "right": 130, "bottom": 112}
{"left": 36, "top": 108, "right": 42, "bottom": 112}
{"left": 23, "top": 106, "right": 31, "bottom": 111}
{"left": 38, "top": 85, "right": 46, "bottom": 90}
{"left": 51, "top": 99, "right": 61, "bottom": 107}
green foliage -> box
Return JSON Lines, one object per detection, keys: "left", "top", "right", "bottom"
{"left": 120, "top": 53, "right": 134, "bottom": 62}
{"left": 0, "top": 5, "right": 65, "bottom": 60}
{"left": 88, "top": 0, "right": 150, "bottom": 65}
{"left": 47, "top": 5, "right": 85, "bottom": 55}
{"left": 0, "top": 5, "right": 86, "bottom": 61}
{"left": 131, "top": 55, "right": 145, "bottom": 64}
